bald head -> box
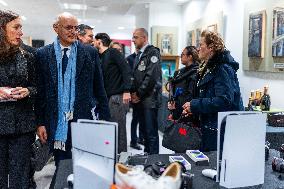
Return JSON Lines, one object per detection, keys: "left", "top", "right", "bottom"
{"left": 132, "top": 28, "right": 148, "bottom": 50}
{"left": 135, "top": 28, "right": 148, "bottom": 38}
{"left": 54, "top": 12, "right": 77, "bottom": 25}
{"left": 53, "top": 12, "right": 78, "bottom": 46}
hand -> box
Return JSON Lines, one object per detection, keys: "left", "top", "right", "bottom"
{"left": 131, "top": 92, "right": 140, "bottom": 103}
{"left": 122, "top": 92, "right": 131, "bottom": 104}
{"left": 182, "top": 102, "right": 192, "bottom": 116}
{"left": 11, "top": 87, "right": 30, "bottom": 100}
{"left": 0, "top": 87, "right": 12, "bottom": 100}
{"left": 167, "top": 101, "right": 176, "bottom": 110}
{"left": 37, "top": 126, "right": 48, "bottom": 144}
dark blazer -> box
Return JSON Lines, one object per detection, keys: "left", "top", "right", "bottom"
{"left": 35, "top": 42, "right": 110, "bottom": 145}
{"left": 191, "top": 50, "right": 244, "bottom": 129}
{"left": 132, "top": 45, "right": 162, "bottom": 109}
{"left": 0, "top": 50, "right": 37, "bottom": 135}
{"left": 190, "top": 51, "right": 243, "bottom": 151}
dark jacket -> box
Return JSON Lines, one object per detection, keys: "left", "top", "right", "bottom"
{"left": 99, "top": 48, "right": 132, "bottom": 97}
{"left": 132, "top": 45, "right": 162, "bottom": 109}
{"left": 35, "top": 42, "right": 110, "bottom": 146}
{"left": 0, "top": 50, "right": 37, "bottom": 135}
{"left": 170, "top": 63, "right": 198, "bottom": 119}
{"left": 126, "top": 52, "right": 136, "bottom": 72}
{"left": 191, "top": 50, "right": 244, "bottom": 130}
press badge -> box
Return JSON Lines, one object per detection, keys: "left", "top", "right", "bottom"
{"left": 138, "top": 61, "right": 146, "bottom": 71}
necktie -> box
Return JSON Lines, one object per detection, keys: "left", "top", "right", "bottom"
{"left": 62, "top": 48, "right": 69, "bottom": 75}
{"left": 134, "top": 51, "right": 142, "bottom": 70}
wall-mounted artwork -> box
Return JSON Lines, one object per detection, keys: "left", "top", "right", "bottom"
{"left": 207, "top": 24, "right": 217, "bottom": 33}
{"left": 248, "top": 11, "right": 266, "bottom": 58}
{"left": 151, "top": 26, "right": 178, "bottom": 56}
{"left": 272, "top": 7, "right": 284, "bottom": 57}
{"left": 186, "top": 30, "right": 195, "bottom": 46}
{"left": 157, "top": 33, "right": 173, "bottom": 55}
{"left": 195, "top": 28, "right": 202, "bottom": 48}
{"left": 160, "top": 56, "right": 179, "bottom": 95}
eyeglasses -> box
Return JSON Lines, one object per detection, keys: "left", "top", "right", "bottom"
{"left": 180, "top": 53, "right": 186, "bottom": 57}
{"left": 58, "top": 24, "right": 79, "bottom": 32}
{"left": 132, "top": 35, "right": 143, "bottom": 40}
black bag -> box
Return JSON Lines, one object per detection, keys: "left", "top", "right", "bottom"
{"left": 162, "top": 120, "right": 202, "bottom": 153}
{"left": 31, "top": 139, "right": 50, "bottom": 171}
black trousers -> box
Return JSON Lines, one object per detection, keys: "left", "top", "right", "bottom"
{"left": 130, "top": 103, "right": 144, "bottom": 145}
{"left": 137, "top": 106, "right": 159, "bottom": 154}
{"left": 0, "top": 132, "right": 34, "bottom": 189}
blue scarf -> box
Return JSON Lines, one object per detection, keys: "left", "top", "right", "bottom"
{"left": 53, "top": 37, "right": 77, "bottom": 150}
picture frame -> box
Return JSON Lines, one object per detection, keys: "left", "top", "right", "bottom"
{"left": 248, "top": 10, "right": 266, "bottom": 58}
{"left": 157, "top": 33, "right": 174, "bottom": 55}
{"left": 160, "top": 55, "right": 179, "bottom": 95}
{"left": 186, "top": 30, "right": 195, "bottom": 46}
{"left": 195, "top": 28, "right": 202, "bottom": 48}
{"left": 272, "top": 7, "right": 284, "bottom": 57}
{"left": 151, "top": 26, "right": 178, "bottom": 56}
{"left": 207, "top": 24, "right": 217, "bottom": 33}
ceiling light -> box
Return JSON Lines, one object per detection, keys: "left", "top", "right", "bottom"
{"left": 61, "top": 3, "right": 87, "bottom": 10}
{"left": 21, "top": 16, "right": 27, "bottom": 21}
{"left": 118, "top": 27, "right": 125, "bottom": 30}
{"left": 89, "top": 5, "right": 108, "bottom": 12}
{"left": 0, "top": 0, "right": 8, "bottom": 6}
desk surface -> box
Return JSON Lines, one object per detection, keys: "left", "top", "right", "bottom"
{"left": 54, "top": 150, "right": 284, "bottom": 189}
{"left": 129, "top": 150, "right": 284, "bottom": 189}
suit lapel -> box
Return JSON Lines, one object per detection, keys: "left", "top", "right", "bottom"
{"left": 75, "top": 44, "right": 85, "bottom": 81}
{"left": 49, "top": 44, "right": 58, "bottom": 90}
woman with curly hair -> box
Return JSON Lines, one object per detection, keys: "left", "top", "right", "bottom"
{"left": 182, "top": 30, "right": 244, "bottom": 151}
{"left": 0, "top": 10, "right": 37, "bottom": 188}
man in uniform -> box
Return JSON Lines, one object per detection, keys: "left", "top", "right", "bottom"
{"left": 131, "top": 28, "right": 162, "bottom": 154}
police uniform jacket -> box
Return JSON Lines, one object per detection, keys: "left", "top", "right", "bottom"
{"left": 132, "top": 45, "right": 162, "bottom": 109}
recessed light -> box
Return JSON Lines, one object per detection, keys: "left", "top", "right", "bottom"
{"left": 0, "top": 0, "right": 8, "bottom": 6}
{"left": 118, "top": 26, "right": 125, "bottom": 30}
{"left": 60, "top": 3, "right": 87, "bottom": 10}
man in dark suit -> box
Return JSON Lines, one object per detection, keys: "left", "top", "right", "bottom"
{"left": 35, "top": 12, "right": 110, "bottom": 175}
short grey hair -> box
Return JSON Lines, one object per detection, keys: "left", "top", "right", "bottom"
{"left": 77, "top": 24, "right": 93, "bottom": 36}
{"left": 136, "top": 28, "right": 148, "bottom": 37}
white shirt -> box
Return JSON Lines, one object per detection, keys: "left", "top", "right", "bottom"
{"left": 60, "top": 44, "right": 71, "bottom": 58}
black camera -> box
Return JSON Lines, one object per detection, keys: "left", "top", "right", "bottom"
{"left": 180, "top": 171, "right": 193, "bottom": 189}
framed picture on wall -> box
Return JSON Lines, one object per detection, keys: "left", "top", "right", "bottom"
{"left": 157, "top": 33, "right": 174, "bottom": 55}
{"left": 151, "top": 26, "right": 178, "bottom": 56}
{"left": 160, "top": 55, "right": 179, "bottom": 95}
{"left": 195, "top": 28, "right": 202, "bottom": 48}
{"left": 248, "top": 10, "right": 266, "bottom": 58}
{"left": 186, "top": 30, "right": 195, "bottom": 46}
{"left": 207, "top": 24, "right": 217, "bottom": 33}
{"left": 272, "top": 7, "right": 284, "bottom": 57}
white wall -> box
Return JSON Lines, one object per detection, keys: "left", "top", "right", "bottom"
{"left": 182, "top": 0, "right": 284, "bottom": 108}
{"left": 23, "top": 24, "right": 56, "bottom": 45}
{"left": 148, "top": 3, "right": 182, "bottom": 53}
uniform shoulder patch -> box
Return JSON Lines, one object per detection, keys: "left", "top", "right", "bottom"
{"left": 151, "top": 56, "right": 158, "bottom": 63}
